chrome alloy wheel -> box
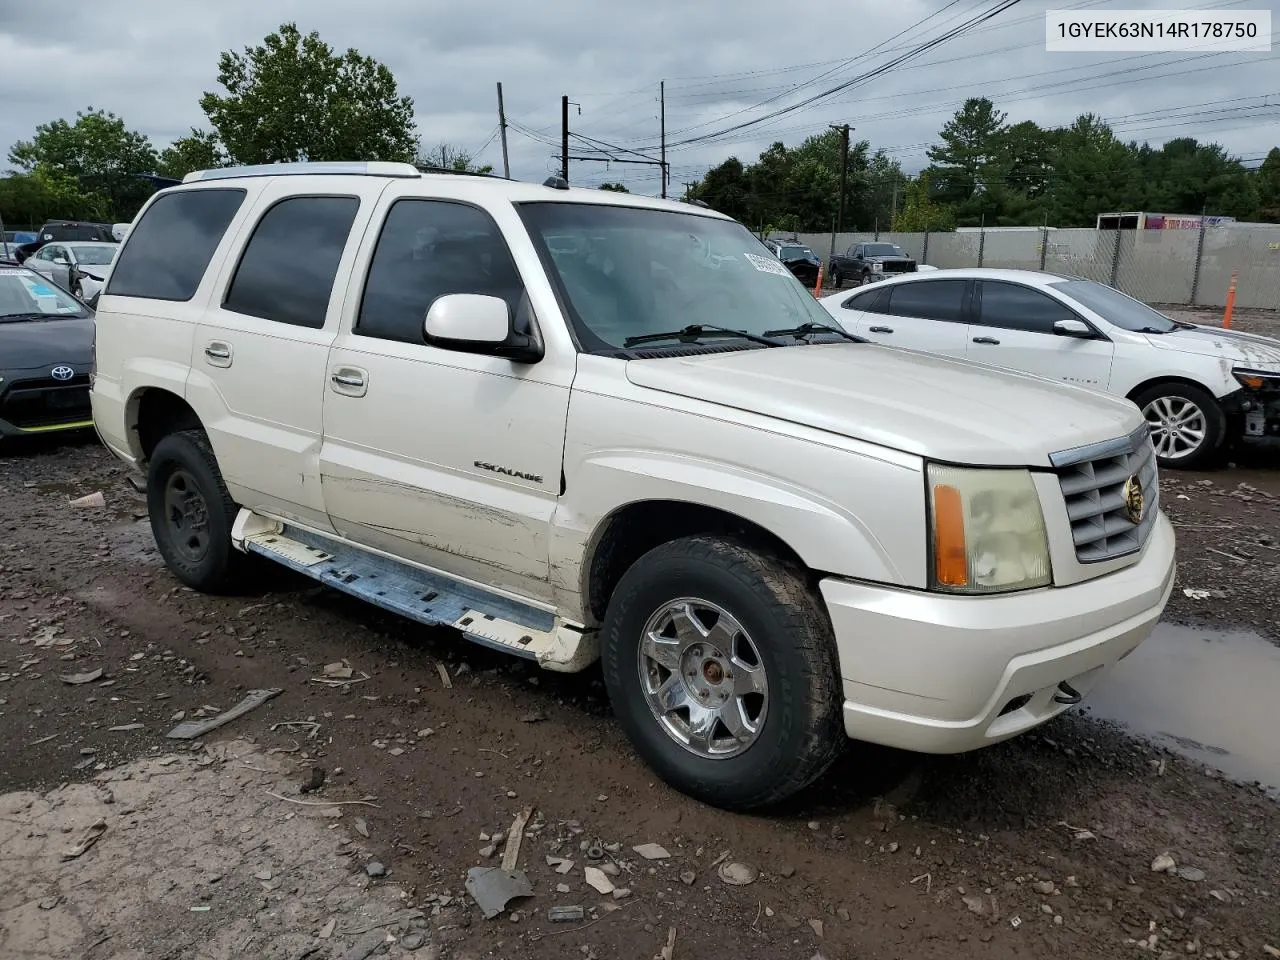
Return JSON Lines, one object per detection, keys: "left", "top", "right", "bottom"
{"left": 636, "top": 598, "right": 769, "bottom": 759}
{"left": 1142, "top": 394, "right": 1207, "bottom": 461}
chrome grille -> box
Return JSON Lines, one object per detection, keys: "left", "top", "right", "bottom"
{"left": 1050, "top": 424, "right": 1159, "bottom": 564}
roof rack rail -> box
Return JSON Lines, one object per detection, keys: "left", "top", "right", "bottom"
{"left": 414, "top": 165, "right": 509, "bottom": 180}
{"left": 182, "top": 161, "right": 423, "bottom": 183}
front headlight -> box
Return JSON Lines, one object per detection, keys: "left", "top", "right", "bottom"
{"left": 1232, "top": 367, "right": 1280, "bottom": 390}
{"left": 872, "top": 262, "right": 883, "bottom": 272}
{"left": 927, "top": 464, "right": 1052, "bottom": 594}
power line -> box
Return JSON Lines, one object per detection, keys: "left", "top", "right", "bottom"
{"left": 584, "top": 0, "right": 1263, "bottom": 149}
{"left": 637, "top": 1, "right": 1038, "bottom": 150}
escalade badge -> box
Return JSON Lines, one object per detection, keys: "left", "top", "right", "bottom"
{"left": 1123, "top": 475, "right": 1144, "bottom": 525}
{"left": 51, "top": 365, "right": 74, "bottom": 381}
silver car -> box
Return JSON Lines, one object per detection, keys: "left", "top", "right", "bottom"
{"left": 25, "top": 241, "right": 119, "bottom": 301}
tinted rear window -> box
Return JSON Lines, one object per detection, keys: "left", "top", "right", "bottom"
{"left": 885, "top": 279, "right": 967, "bottom": 323}
{"left": 223, "top": 195, "right": 359, "bottom": 329}
{"left": 106, "top": 189, "right": 245, "bottom": 301}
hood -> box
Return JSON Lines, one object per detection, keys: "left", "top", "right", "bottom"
{"left": 865, "top": 255, "right": 915, "bottom": 264}
{"left": 0, "top": 316, "right": 95, "bottom": 372}
{"left": 625, "top": 343, "right": 1142, "bottom": 467}
{"left": 780, "top": 253, "right": 821, "bottom": 266}
{"left": 1145, "top": 324, "right": 1280, "bottom": 368}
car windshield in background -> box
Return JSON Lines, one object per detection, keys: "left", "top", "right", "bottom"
{"left": 519, "top": 203, "right": 834, "bottom": 353}
{"left": 0, "top": 270, "right": 89, "bottom": 320}
{"left": 779, "top": 245, "right": 814, "bottom": 260}
{"left": 71, "top": 244, "right": 118, "bottom": 266}
{"left": 864, "top": 244, "right": 904, "bottom": 257}
{"left": 1048, "top": 278, "right": 1179, "bottom": 333}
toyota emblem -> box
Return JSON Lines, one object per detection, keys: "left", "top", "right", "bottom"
{"left": 51, "top": 365, "right": 75, "bottom": 381}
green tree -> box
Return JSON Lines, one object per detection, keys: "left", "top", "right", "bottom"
{"left": 693, "top": 157, "right": 752, "bottom": 224}
{"left": 200, "top": 22, "right": 417, "bottom": 165}
{"left": 414, "top": 142, "right": 493, "bottom": 174}
{"left": 7, "top": 107, "right": 156, "bottom": 220}
{"left": 156, "top": 130, "right": 226, "bottom": 179}
{"left": 0, "top": 168, "right": 106, "bottom": 227}
{"left": 1134, "top": 137, "right": 1258, "bottom": 219}
{"left": 894, "top": 173, "right": 956, "bottom": 232}
{"left": 1043, "top": 114, "right": 1139, "bottom": 226}
{"left": 925, "top": 97, "right": 1009, "bottom": 206}
{"left": 1257, "top": 147, "right": 1280, "bottom": 222}
{"left": 864, "top": 149, "right": 906, "bottom": 231}
{"left": 598, "top": 182, "right": 629, "bottom": 192}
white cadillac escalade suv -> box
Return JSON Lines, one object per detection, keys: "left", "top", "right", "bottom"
{"left": 91, "top": 162, "right": 1175, "bottom": 810}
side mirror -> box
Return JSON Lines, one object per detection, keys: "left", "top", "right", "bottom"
{"left": 423, "top": 293, "right": 542, "bottom": 363}
{"left": 1054, "top": 318, "right": 1093, "bottom": 338}
{"left": 53, "top": 256, "right": 69, "bottom": 265}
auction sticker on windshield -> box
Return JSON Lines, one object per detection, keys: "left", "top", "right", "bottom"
{"left": 745, "top": 252, "right": 791, "bottom": 276}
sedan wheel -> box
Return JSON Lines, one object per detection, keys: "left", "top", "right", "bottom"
{"left": 1135, "top": 382, "right": 1226, "bottom": 469}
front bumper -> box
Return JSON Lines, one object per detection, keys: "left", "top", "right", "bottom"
{"left": 1219, "top": 384, "right": 1280, "bottom": 439}
{"left": 821, "top": 511, "right": 1176, "bottom": 754}
{"left": 0, "top": 371, "right": 94, "bottom": 439}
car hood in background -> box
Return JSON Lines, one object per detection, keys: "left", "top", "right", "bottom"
{"left": 1145, "top": 324, "right": 1280, "bottom": 369}
{"left": 0, "top": 316, "right": 95, "bottom": 371}
{"left": 625, "top": 342, "right": 1141, "bottom": 467}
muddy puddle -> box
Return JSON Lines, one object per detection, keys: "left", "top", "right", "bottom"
{"left": 1085, "top": 622, "right": 1280, "bottom": 796}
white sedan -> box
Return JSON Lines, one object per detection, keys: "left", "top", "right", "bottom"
{"left": 820, "top": 267, "right": 1280, "bottom": 469}
{"left": 25, "top": 241, "right": 119, "bottom": 301}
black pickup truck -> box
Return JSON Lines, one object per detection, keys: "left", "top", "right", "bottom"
{"left": 828, "top": 241, "right": 916, "bottom": 288}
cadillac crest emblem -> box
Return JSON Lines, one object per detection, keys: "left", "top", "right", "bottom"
{"left": 1122, "top": 474, "right": 1145, "bottom": 525}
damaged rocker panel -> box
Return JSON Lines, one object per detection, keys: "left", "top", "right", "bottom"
{"left": 230, "top": 510, "right": 597, "bottom": 671}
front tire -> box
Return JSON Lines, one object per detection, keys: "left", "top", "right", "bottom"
{"left": 600, "top": 536, "right": 844, "bottom": 811}
{"left": 1134, "top": 382, "right": 1226, "bottom": 469}
{"left": 860, "top": 270, "right": 872, "bottom": 286}
{"left": 830, "top": 268, "right": 842, "bottom": 288}
{"left": 147, "top": 429, "right": 248, "bottom": 593}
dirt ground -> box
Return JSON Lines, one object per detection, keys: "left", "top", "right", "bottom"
{"left": 2, "top": 342, "right": 1279, "bottom": 959}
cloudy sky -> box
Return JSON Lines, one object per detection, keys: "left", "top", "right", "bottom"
{"left": 1, "top": 0, "right": 1277, "bottom": 195}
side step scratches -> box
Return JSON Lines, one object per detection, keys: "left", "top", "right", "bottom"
{"left": 230, "top": 510, "right": 598, "bottom": 672}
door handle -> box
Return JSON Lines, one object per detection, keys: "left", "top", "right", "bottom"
{"left": 331, "top": 373, "right": 365, "bottom": 388}
{"left": 204, "top": 341, "right": 232, "bottom": 367}
{"left": 972, "top": 336, "right": 1001, "bottom": 345}
{"left": 868, "top": 325, "right": 894, "bottom": 334}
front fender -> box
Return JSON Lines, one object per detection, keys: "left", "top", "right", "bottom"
{"left": 550, "top": 382, "right": 930, "bottom": 622}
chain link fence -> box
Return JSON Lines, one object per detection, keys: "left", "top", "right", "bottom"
{"left": 794, "top": 225, "right": 1280, "bottom": 310}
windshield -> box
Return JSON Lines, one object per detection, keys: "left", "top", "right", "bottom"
{"left": 70, "top": 243, "right": 118, "bottom": 266}
{"left": 518, "top": 203, "right": 833, "bottom": 353}
{"left": 0, "top": 269, "right": 89, "bottom": 320}
{"left": 864, "top": 243, "right": 904, "bottom": 257}
{"left": 1048, "top": 278, "right": 1178, "bottom": 333}
{"left": 779, "top": 245, "right": 815, "bottom": 260}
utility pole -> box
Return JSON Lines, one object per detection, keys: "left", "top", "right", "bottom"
{"left": 660, "top": 80, "right": 667, "bottom": 199}
{"left": 829, "top": 124, "right": 853, "bottom": 233}
{"left": 496, "top": 82, "right": 510, "bottom": 179}
{"left": 561, "top": 95, "right": 570, "bottom": 182}
{"left": 890, "top": 178, "right": 899, "bottom": 231}
{"left": 683, "top": 181, "right": 697, "bottom": 200}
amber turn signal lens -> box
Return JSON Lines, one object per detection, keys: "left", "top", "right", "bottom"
{"left": 932, "top": 483, "right": 968, "bottom": 587}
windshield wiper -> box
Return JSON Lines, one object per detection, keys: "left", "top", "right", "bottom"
{"left": 0, "top": 312, "right": 59, "bottom": 323}
{"left": 1135, "top": 325, "right": 1175, "bottom": 334}
{"left": 763, "top": 321, "right": 866, "bottom": 344}
{"left": 624, "top": 323, "right": 783, "bottom": 349}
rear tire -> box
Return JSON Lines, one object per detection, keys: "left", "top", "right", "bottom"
{"left": 1133, "top": 382, "right": 1226, "bottom": 470}
{"left": 147, "top": 429, "right": 248, "bottom": 593}
{"left": 600, "top": 535, "right": 844, "bottom": 811}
